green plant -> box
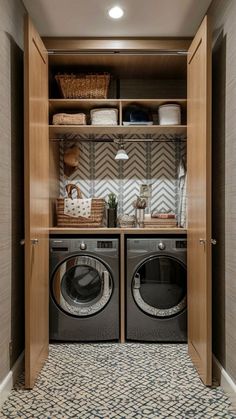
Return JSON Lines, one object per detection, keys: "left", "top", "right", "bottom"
{"left": 107, "top": 192, "right": 117, "bottom": 209}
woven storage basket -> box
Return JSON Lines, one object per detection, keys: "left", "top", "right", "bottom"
{"left": 118, "top": 215, "right": 136, "bottom": 228}
{"left": 57, "top": 184, "right": 105, "bottom": 228}
{"left": 55, "top": 73, "right": 110, "bottom": 99}
{"left": 52, "top": 113, "right": 86, "bottom": 125}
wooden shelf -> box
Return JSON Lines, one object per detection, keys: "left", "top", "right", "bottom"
{"left": 49, "top": 124, "right": 187, "bottom": 139}
{"left": 49, "top": 227, "right": 187, "bottom": 235}
{"left": 49, "top": 98, "right": 187, "bottom": 139}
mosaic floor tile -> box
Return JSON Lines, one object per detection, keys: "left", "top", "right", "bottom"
{"left": 1, "top": 344, "right": 236, "bottom": 419}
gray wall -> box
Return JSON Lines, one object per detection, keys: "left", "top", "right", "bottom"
{"left": 208, "top": 0, "right": 236, "bottom": 382}
{"left": 0, "top": 0, "right": 25, "bottom": 382}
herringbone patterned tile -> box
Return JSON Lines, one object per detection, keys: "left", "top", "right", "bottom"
{"left": 94, "top": 142, "right": 119, "bottom": 180}
{"left": 122, "top": 143, "right": 147, "bottom": 214}
{"left": 151, "top": 143, "right": 176, "bottom": 213}
{"left": 59, "top": 136, "right": 186, "bottom": 219}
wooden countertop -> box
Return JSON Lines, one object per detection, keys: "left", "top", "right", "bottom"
{"left": 49, "top": 227, "right": 187, "bottom": 235}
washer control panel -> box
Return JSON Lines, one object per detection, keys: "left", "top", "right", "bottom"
{"left": 50, "top": 238, "right": 118, "bottom": 254}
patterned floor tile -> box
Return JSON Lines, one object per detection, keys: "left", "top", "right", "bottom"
{"left": 0, "top": 344, "right": 236, "bottom": 419}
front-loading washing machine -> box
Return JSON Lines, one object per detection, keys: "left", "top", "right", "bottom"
{"left": 50, "top": 237, "right": 119, "bottom": 341}
{"left": 126, "top": 237, "right": 187, "bottom": 342}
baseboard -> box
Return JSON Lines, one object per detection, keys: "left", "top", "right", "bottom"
{"left": 213, "top": 354, "right": 236, "bottom": 409}
{"left": 0, "top": 351, "right": 24, "bottom": 408}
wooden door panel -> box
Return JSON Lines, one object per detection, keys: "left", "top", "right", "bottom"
{"left": 187, "top": 16, "right": 212, "bottom": 385}
{"left": 24, "top": 15, "right": 49, "bottom": 389}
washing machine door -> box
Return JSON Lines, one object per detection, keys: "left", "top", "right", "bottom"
{"left": 132, "top": 256, "right": 187, "bottom": 318}
{"left": 52, "top": 255, "right": 113, "bottom": 317}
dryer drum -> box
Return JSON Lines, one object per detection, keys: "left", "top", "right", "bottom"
{"left": 132, "top": 255, "right": 187, "bottom": 318}
{"left": 52, "top": 255, "right": 112, "bottom": 317}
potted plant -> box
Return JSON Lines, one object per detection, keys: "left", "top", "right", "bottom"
{"left": 107, "top": 193, "right": 118, "bottom": 228}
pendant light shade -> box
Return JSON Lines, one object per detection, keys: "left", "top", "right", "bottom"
{"left": 115, "top": 147, "right": 129, "bottom": 160}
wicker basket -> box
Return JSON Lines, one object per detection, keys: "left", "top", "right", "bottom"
{"left": 57, "top": 184, "right": 105, "bottom": 228}
{"left": 52, "top": 113, "right": 86, "bottom": 125}
{"left": 118, "top": 215, "right": 136, "bottom": 228}
{"left": 55, "top": 73, "right": 110, "bottom": 99}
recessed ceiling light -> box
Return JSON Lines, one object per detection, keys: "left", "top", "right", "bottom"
{"left": 108, "top": 6, "right": 124, "bottom": 19}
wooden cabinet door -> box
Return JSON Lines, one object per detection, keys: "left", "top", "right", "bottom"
{"left": 24, "top": 15, "right": 49, "bottom": 388}
{"left": 187, "top": 15, "right": 212, "bottom": 385}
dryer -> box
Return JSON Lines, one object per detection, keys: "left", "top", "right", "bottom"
{"left": 126, "top": 237, "right": 187, "bottom": 342}
{"left": 50, "top": 237, "right": 119, "bottom": 341}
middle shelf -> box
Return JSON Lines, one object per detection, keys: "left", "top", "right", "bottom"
{"left": 49, "top": 98, "right": 187, "bottom": 140}
{"left": 49, "top": 124, "right": 187, "bottom": 139}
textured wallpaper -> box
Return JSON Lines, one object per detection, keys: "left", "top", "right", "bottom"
{"left": 60, "top": 135, "right": 186, "bottom": 218}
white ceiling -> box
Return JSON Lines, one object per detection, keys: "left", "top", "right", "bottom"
{"left": 23, "top": 0, "right": 212, "bottom": 38}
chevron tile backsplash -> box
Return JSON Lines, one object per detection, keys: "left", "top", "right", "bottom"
{"left": 60, "top": 136, "right": 186, "bottom": 217}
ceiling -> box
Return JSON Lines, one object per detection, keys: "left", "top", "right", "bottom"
{"left": 23, "top": 0, "right": 212, "bottom": 37}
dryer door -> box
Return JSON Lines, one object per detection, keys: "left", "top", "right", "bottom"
{"left": 52, "top": 255, "right": 113, "bottom": 316}
{"left": 132, "top": 256, "right": 187, "bottom": 318}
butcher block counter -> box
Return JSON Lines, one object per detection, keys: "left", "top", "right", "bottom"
{"left": 49, "top": 227, "right": 187, "bottom": 235}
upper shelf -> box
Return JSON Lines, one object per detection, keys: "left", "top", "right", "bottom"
{"left": 47, "top": 51, "right": 188, "bottom": 79}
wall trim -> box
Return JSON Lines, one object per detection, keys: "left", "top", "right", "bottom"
{"left": 0, "top": 351, "right": 24, "bottom": 408}
{"left": 213, "top": 354, "right": 236, "bottom": 409}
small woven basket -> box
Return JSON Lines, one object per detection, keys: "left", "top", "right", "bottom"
{"left": 118, "top": 215, "right": 136, "bottom": 228}
{"left": 55, "top": 73, "right": 110, "bottom": 99}
{"left": 57, "top": 184, "right": 105, "bottom": 228}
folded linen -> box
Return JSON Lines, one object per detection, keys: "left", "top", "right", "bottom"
{"left": 90, "top": 108, "right": 118, "bottom": 125}
{"left": 64, "top": 198, "right": 92, "bottom": 218}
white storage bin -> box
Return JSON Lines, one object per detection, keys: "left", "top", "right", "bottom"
{"left": 158, "top": 104, "right": 181, "bottom": 126}
{"left": 90, "top": 108, "right": 118, "bottom": 125}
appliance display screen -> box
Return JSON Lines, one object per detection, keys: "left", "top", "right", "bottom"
{"left": 97, "top": 241, "right": 113, "bottom": 249}
{"left": 175, "top": 241, "right": 187, "bottom": 249}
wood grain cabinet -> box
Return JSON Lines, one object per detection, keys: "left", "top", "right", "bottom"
{"left": 24, "top": 14, "right": 212, "bottom": 387}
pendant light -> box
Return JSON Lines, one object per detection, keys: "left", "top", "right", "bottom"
{"left": 115, "top": 141, "right": 129, "bottom": 160}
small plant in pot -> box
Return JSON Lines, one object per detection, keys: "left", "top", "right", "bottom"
{"left": 107, "top": 193, "right": 118, "bottom": 228}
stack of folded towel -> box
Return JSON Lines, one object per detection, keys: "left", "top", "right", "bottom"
{"left": 90, "top": 108, "right": 118, "bottom": 125}
{"left": 144, "top": 213, "right": 177, "bottom": 228}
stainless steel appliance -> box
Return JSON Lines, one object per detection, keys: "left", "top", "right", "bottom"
{"left": 126, "top": 237, "right": 187, "bottom": 342}
{"left": 50, "top": 237, "right": 119, "bottom": 341}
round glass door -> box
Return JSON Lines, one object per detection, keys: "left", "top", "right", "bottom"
{"left": 132, "top": 256, "right": 187, "bottom": 318}
{"left": 52, "top": 255, "right": 112, "bottom": 317}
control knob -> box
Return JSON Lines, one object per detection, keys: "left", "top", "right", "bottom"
{"left": 158, "top": 242, "right": 166, "bottom": 250}
{"left": 80, "top": 242, "right": 87, "bottom": 250}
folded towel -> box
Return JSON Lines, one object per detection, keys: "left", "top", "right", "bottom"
{"left": 151, "top": 213, "right": 176, "bottom": 219}
{"left": 64, "top": 198, "right": 92, "bottom": 218}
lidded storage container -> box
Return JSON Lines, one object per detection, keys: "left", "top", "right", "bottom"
{"left": 158, "top": 104, "right": 181, "bottom": 125}
{"left": 90, "top": 108, "right": 118, "bottom": 125}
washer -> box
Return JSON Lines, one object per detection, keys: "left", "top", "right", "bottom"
{"left": 126, "top": 237, "right": 187, "bottom": 342}
{"left": 50, "top": 237, "right": 119, "bottom": 341}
